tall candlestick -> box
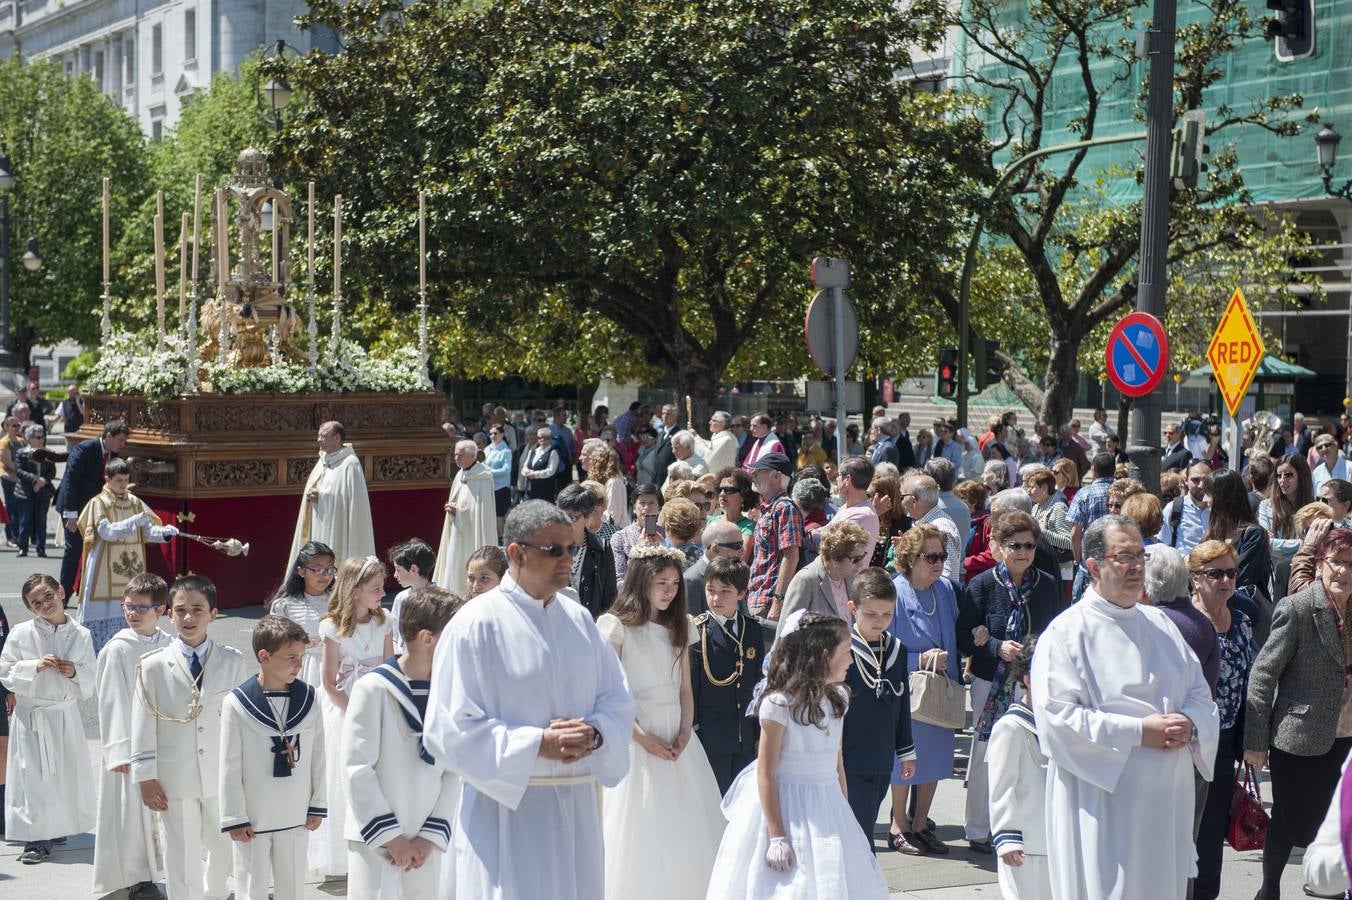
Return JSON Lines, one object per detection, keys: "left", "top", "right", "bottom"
{"left": 271, "top": 205, "right": 280, "bottom": 285}
{"left": 178, "top": 212, "right": 188, "bottom": 335}
{"left": 216, "top": 189, "right": 228, "bottom": 365}
{"left": 101, "top": 176, "right": 111, "bottom": 342}
{"left": 331, "top": 194, "right": 341, "bottom": 361}
{"left": 418, "top": 191, "right": 430, "bottom": 388}
{"left": 190, "top": 175, "right": 201, "bottom": 286}
{"left": 102, "top": 177, "right": 110, "bottom": 285}
{"left": 307, "top": 182, "right": 317, "bottom": 369}
{"left": 154, "top": 192, "right": 166, "bottom": 347}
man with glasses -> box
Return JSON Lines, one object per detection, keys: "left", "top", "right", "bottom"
{"left": 1311, "top": 434, "right": 1349, "bottom": 492}
{"left": 745, "top": 452, "right": 802, "bottom": 618}
{"left": 900, "top": 474, "right": 961, "bottom": 582}
{"left": 684, "top": 519, "right": 749, "bottom": 616}
{"left": 1031, "top": 514, "right": 1218, "bottom": 900}
{"left": 1162, "top": 421, "right": 1192, "bottom": 472}
{"left": 1158, "top": 461, "right": 1212, "bottom": 555}
{"left": 424, "top": 500, "right": 635, "bottom": 900}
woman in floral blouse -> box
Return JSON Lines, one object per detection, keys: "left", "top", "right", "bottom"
{"left": 1187, "top": 539, "right": 1259, "bottom": 900}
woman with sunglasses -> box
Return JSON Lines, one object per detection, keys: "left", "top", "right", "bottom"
{"left": 1245, "top": 528, "right": 1352, "bottom": 900}
{"left": 1185, "top": 540, "right": 1258, "bottom": 900}
{"left": 778, "top": 521, "right": 871, "bottom": 624}
{"left": 885, "top": 524, "right": 961, "bottom": 857}
{"left": 957, "top": 511, "right": 1068, "bottom": 855}
{"left": 713, "top": 467, "right": 756, "bottom": 562}
{"left": 1203, "top": 469, "right": 1275, "bottom": 645}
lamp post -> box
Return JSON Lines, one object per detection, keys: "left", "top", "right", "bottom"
{"left": 0, "top": 148, "right": 42, "bottom": 375}
{"left": 1315, "top": 123, "right": 1352, "bottom": 409}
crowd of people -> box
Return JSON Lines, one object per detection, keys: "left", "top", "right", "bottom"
{"left": 5, "top": 396, "right": 1352, "bottom": 900}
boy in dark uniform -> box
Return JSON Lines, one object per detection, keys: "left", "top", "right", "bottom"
{"left": 690, "top": 556, "right": 764, "bottom": 795}
{"left": 842, "top": 567, "right": 916, "bottom": 850}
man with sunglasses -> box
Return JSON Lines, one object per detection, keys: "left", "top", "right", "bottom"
{"left": 828, "top": 456, "right": 879, "bottom": 563}
{"left": 425, "top": 501, "right": 635, "bottom": 900}
{"left": 684, "top": 519, "right": 749, "bottom": 616}
{"left": 1031, "top": 514, "right": 1218, "bottom": 900}
{"left": 1311, "top": 434, "right": 1349, "bottom": 492}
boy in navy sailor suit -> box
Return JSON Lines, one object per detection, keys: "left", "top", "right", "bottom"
{"left": 690, "top": 556, "right": 765, "bottom": 795}
{"left": 842, "top": 568, "right": 916, "bottom": 851}
{"left": 218, "top": 615, "right": 325, "bottom": 900}
{"left": 342, "top": 586, "right": 463, "bottom": 900}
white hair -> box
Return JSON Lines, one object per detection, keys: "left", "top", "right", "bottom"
{"left": 1143, "top": 544, "right": 1191, "bottom": 606}
{"left": 711, "top": 411, "right": 731, "bottom": 425}
{"left": 990, "top": 487, "right": 1033, "bottom": 513}
{"left": 455, "top": 439, "right": 479, "bottom": 455}
{"left": 671, "top": 430, "right": 697, "bottom": 451}
{"left": 701, "top": 518, "right": 743, "bottom": 546}
{"left": 665, "top": 460, "right": 694, "bottom": 482}
{"left": 1018, "top": 462, "right": 1049, "bottom": 481}
{"left": 874, "top": 462, "right": 900, "bottom": 479}
{"left": 535, "top": 427, "right": 552, "bottom": 439}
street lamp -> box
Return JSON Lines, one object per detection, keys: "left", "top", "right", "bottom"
{"left": 21, "top": 237, "right": 41, "bottom": 272}
{"left": 1316, "top": 123, "right": 1352, "bottom": 199}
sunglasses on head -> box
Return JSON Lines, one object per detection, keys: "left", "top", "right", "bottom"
{"left": 519, "top": 541, "right": 576, "bottom": 557}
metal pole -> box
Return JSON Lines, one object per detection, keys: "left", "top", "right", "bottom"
{"left": 1126, "top": 0, "right": 1178, "bottom": 494}
{"left": 957, "top": 132, "right": 1148, "bottom": 428}
{"left": 832, "top": 284, "right": 847, "bottom": 473}
{"left": 1226, "top": 405, "right": 1240, "bottom": 473}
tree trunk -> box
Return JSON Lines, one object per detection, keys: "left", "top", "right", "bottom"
{"left": 576, "top": 380, "right": 600, "bottom": 425}
{"left": 1039, "top": 336, "right": 1081, "bottom": 431}
{"left": 1116, "top": 395, "right": 1133, "bottom": 446}
{"left": 672, "top": 356, "right": 721, "bottom": 435}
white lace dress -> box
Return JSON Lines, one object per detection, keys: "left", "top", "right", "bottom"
{"left": 269, "top": 593, "right": 329, "bottom": 689}
{"left": 706, "top": 689, "right": 889, "bottom": 900}
{"left": 309, "top": 615, "right": 392, "bottom": 876}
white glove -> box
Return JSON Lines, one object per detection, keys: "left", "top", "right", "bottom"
{"left": 150, "top": 524, "right": 179, "bottom": 541}
{"left": 765, "top": 836, "right": 796, "bottom": 872}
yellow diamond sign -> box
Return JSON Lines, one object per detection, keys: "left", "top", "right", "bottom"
{"left": 1206, "top": 288, "right": 1265, "bottom": 417}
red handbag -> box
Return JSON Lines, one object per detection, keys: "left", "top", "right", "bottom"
{"left": 1227, "top": 763, "right": 1270, "bottom": 851}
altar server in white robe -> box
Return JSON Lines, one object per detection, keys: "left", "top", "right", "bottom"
{"left": 93, "top": 573, "right": 172, "bottom": 898}
{"left": 286, "top": 421, "right": 376, "bottom": 582}
{"left": 219, "top": 615, "right": 326, "bottom": 900}
{"left": 1030, "top": 515, "right": 1218, "bottom": 900}
{"left": 0, "top": 574, "right": 96, "bottom": 864}
{"left": 344, "top": 587, "right": 462, "bottom": 900}
{"left": 424, "top": 501, "right": 636, "bottom": 900}
{"left": 132, "top": 575, "right": 245, "bottom": 900}
{"left": 433, "top": 440, "right": 498, "bottom": 598}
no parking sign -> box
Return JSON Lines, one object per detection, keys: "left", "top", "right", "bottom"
{"left": 1105, "top": 312, "right": 1169, "bottom": 398}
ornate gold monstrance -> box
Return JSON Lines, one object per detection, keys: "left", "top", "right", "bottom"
{"left": 199, "top": 149, "right": 306, "bottom": 368}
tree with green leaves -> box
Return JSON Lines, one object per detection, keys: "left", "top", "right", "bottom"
{"left": 940, "top": 0, "right": 1317, "bottom": 428}
{"left": 275, "top": 0, "right": 985, "bottom": 420}
{"left": 0, "top": 57, "right": 148, "bottom": 368}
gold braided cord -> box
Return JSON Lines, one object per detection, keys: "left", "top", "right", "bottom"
{"left": 698, "top": 618, "right": 743, "bottom": 688}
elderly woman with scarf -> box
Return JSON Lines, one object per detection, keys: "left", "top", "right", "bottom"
{"left": 957, "top": 511, "right": 1068, "bottom": 854}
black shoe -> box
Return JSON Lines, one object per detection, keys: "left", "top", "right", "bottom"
{"left": 968, "top": 838, "right": 994, "bottom": 854}
{"left": 129, "top": 882, "right": 164, "bottom": 900}
{"left": 19, "top": 846, "right": 50, "bottom": 864}
{"left": 17, "top": 550, "right": 27, "bottom": 557}
{"left": 918, "top": 828, "right": 950, "bottom": 855}
{"left": 52, "top": 836, "right": 66, "bottom": 845}
{"left": 35, "top": 550, "right": 47, "bottom": 557}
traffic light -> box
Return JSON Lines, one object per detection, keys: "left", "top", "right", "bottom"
{"left": 936, "top": 347, "right": 958, "bottom": 399}
{"left": 1170, "top": 110, "right": 1208, "bottom": 190}
{"left": 973, "top": 339, "right": 1002, "bottom": 391}
{"left": 1266, "top": 0, "right": 1314, "bottom": 62}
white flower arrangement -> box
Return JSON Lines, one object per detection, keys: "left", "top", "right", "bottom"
{"left": 83, "top": 331, "right": 428, "bottom": 406}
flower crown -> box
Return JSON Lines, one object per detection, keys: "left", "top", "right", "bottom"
{"left": 628, "top": 544, "right": 687, "bottom": 566}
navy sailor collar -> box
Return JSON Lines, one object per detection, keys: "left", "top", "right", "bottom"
{"left": 371, "top": 656, "right": 437, "bottom": 765}
{"left": 850, "top": 629, "right": 901, "bottom": 671}
{"left": 1004, "top": 699, "right": 1037, "bottom": 733}
{"left": 231, "top": 676, "right": 316, "bottom": 734}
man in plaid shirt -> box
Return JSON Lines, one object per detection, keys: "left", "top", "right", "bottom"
{"left": 1067, "top": 451, "right": 1117, "bottom": 600}
{"left": 745, "top": 453, "right": 803, "bottom": 618}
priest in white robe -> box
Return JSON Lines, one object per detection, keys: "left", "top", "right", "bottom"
{"left": 424, "top": 500, "right": 635, "bottom": 900}
{"left": 1031, "top": 514, "right": 1219, "bottom": 900}
{"left": 433, "top": 440, "right": 498, "bottom": 597}
{"left": 287, "top": 421, "right": 376, "bottom": 577}
{"left": 695, "top": 412, "right": 738, "bottom": 475}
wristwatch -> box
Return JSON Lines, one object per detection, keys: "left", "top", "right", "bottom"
{"left": 589, "top": 726, "right": 604, "bottom": 751}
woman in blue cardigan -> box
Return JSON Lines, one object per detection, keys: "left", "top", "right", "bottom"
{"left": 957, "top": 510, "right": 1069, "bottom": 854}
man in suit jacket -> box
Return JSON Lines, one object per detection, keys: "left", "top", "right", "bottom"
{"left": 1161, "top": 421, "right": 1192, "bottom": 472}
{"left": 893, "top": 412, "right": 916, "bottom": 470}
{"left": 869, "top": 418, "right": 899, "bottom": 468}
{"left": 56, "top": 419, "right": 131, "bottom": 601}
{"left": 685, "top": 519, "right": 748, "bottom": 616}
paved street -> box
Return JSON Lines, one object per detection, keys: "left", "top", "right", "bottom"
{"left": 0, "top": 529, "right": 1315, "bottom": 900}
